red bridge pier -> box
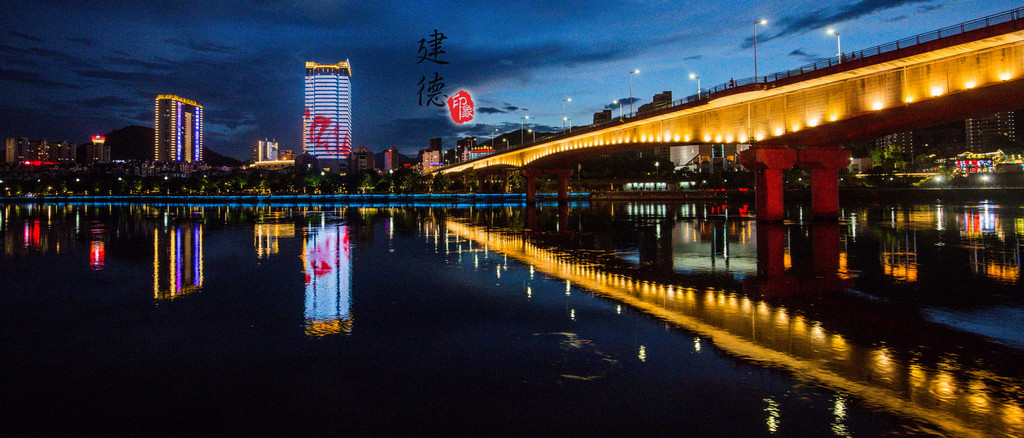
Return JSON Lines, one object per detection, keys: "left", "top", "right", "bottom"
{"left": 739, "top": 146, "right": 850, "bottom": 221}
{"left": 522, "top": 168, "right": 574, "bottom": 204}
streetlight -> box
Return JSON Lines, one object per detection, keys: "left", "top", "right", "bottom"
{"left": 655, "top": 161, "right": 660, "bottom": 178}
{"left": 527, "top": 129, "right": 536, "bottom": 142}
{"left": 753, "top": 19, "right": 767, "bottom": 81}
{"left": 521, "top": 115, "right": 529, "bottom": 144}
{"left": 613, "top": 100, "right": 622, "bottom": 120}
{"left": 492, "top": 128, "right": 498, "bottom": 149}
{"left": 689, "top": 73, "right": 701, "bottom": 99}
{"left": 562, "top": 98, "right": 571, "bottom": 130}
{"left": 628, "top": 69, "right": 640, "bottom": 116}
{"left": 827, "top": 29, "right": 841, "bottom": 62}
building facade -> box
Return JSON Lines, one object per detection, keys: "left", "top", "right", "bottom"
{"left": 5, "top": 137, "right": 75, "bottom": 164}
{"left": 303, "top": 61, "right": 352, "bottom": 171}
{"left": 349, "top": 146, "right": 375, "bottom": 174}
{"left": 154, "top": 95, "right": 203, "bottom": 163}
{"left": 87, "top": 135, "right": 111, "bottom": 164}
{"left": 255, "top": 139, "right": 279, "bottom": 162}
{"left": 384, "top": 146, "right": 399, "bottom": 171}
{"left": 966, "top": 111, "right": 1016, "bottom": 151}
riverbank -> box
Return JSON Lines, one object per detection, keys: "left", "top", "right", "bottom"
{"left": 0, "top": 192, "right": 591, "bottom": 204}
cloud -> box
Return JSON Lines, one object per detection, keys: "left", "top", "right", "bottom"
{"left": 605, "top": 97, "right": 640, "bottom": 109}
{"left": 788, "top": 49, "right": 823, "bottom": 62}
{"left": 683, "top": 55, "right": 702, "bottom": 60}
{"left": 8, "top": 31, "right": 42, "bottom": 43}
{"left": 503, "top": 104, "right": 519, "bottom": 111}
{"left": 164, "top": 38, "right": 240, "bottom": 54}
{"left": 478, "top": 107, "right": 505, "bottom": 114}
{"left": 741, "top": 0, "right": 936, "bottom": 47}
{"left": 884, "top": 15, "right": 908, "bottom": 22}
{"left": 68, "top": 37, "right": 98, "bottom": 46}
{"left": 0, "top": 68, "right": 81, "bottom": 89}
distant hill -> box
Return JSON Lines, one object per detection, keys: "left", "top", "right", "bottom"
{"left": 97, "top": 125, "right": 241, "bottom": 167}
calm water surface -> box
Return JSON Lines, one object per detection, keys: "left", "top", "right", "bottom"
{"left": 1, "top": 201, "right": 1022, "bottom": 436}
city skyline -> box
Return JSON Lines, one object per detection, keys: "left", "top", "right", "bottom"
{"left": 1, "top": 0, "right": 1020, "bottom": 160}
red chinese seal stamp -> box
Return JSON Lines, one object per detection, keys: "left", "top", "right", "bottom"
{"left": 446, "top": 90, "right": 474, "bottom": 124}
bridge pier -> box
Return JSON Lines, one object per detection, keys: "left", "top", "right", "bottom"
{"left": 522, "top": 169, "right": 542, "bottom": 204}
{"left": 522, "top": 168, "right": 574, "bottom": 204}
{"left": 797, "top": 147, "right": 850, "bottom": 220}
{"left": 550, "top": 169, "right": 574, "bottom": 203}
{"left": 739, "top": 146, "right": 797, "bottom": 222}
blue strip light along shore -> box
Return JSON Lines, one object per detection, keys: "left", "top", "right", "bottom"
{"left": 0, "top": 193, "right": 591, "bottom": 208}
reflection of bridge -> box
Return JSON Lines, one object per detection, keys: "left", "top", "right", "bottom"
{"left": 444, "top": 218, "right": 1024, "bottom": 438}
{"left": 439, "top": 9, "right": 1024, "bottom": 220}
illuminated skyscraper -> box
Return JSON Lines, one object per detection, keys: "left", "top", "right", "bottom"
{"left": 303, "top": 61, "right": 352, "bottom": 171}
{"left": 154, "top": 95, "right": 203, "bottom": 162}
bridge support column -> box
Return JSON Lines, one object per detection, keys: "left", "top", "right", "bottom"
{"left": 522, "top": 169, "right": 542, "bottom": 205}
{"left": 797, "top": 147, "right": 850, "bottom": 220}
{"left": 548, "top": 169, "right": 574, "bottom": 203}
{"left": 739, "top": 147, "right": 797, "bottom": 222}
{"left": 477, "top": 175, "right": 488, "bottom": 194}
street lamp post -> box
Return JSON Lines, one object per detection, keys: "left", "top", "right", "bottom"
{"left": 613, "top": 100, "right": 622, "bottom": 120}
{"left": 689, "top": 73, "right": 701, "bottom": 99}
{"left": 528, "top": 129, "right": 535, "bottom": 142}
{"left": 521, "top": 115, "right": 529, "bottom": 144}
{"left": 655, "top": 161, "right": 660, "bottom": 178}
{"left": 754, "top": 19, "right": 767, "bottom": 81}
{"left": 562, "top": 98, "right": 571, "bottom": 130}
{"left": 827, "top": 29, "right": 841, "bottom": 62}
{"left": 628, "top": 69, "right": 640, "bottom": 116}
{"left": 492, "top": 128, "right": 498, "bottom": 149}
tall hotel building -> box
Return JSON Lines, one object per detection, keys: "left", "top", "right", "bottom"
{"left": 154, "top": 95, "right": 203, "bottom": 162}
{"left": 303, "top": 61, "right": 352, "bottom": 170}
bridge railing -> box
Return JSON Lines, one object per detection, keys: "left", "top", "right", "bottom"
{"left": 671, "top": 6, "right": 1024, "bottom": 107}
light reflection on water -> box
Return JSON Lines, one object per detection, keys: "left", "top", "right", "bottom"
{"left": 0, "top": 201, "right": 1022, "bottom": 436}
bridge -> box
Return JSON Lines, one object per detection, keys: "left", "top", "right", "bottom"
{"left": 438, "top": 8, "right": 1024, "bottom": 220}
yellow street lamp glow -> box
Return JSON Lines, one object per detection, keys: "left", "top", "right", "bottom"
{"left": 999, "top": 72, "right": 1012, "bottom": 81}
{"left": 930, "top": 87, "right": 944, "bottom": 96}
{"left": 759, "top": 19, "right": 767, "bottom": 25}
{"left": 964, "top": 81, "right": 977, "bottom": 89}
{"left": 872, "top": 101, "right": 884, "bottom": 110}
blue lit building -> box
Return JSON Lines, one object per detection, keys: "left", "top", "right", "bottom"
{"left": 154, "top": 95, "right": 203, "bottom": 163}
{"left": 303, "top": 61, "right": 352, "bottom": 172}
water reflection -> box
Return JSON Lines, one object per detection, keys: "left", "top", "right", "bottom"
{"left": 153, "top": 220, "right": 203, "bottom": 300}
{"left": 443, "top": 204, "right": 1024, "bottom": 438}
{"left": 302, "top": 219, "right": 352, "bottom": 336}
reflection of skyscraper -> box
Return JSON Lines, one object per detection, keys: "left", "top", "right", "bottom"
{"left": 303, "top": 61, "right": 352, "bottom": 172}
{"left": 302, "top": 224, "right": 352, "bottom": 336}
{"left": 254, "top": 223, "right": 296, "bottom": 258}
{"left": 154, "top": 95, "right": 203, "bottom": 162}
{"left": 153, "top": 224, "right": 204, "bottom": 299}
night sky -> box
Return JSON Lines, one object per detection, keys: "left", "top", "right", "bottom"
{"left": 1, "top": 0, "right": 1018, "bottom": 159}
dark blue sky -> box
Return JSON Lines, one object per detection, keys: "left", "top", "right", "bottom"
{"left": 1, "top": 0, "right": 1017, "bottom": 159}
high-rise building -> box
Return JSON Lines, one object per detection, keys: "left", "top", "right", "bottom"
{"left": 384, "top": 146, "right": 399, "bottom": 171}
{"left": 5, "top": 137, "right": 74, "bottom": 164}
{"left": 303, "top": 61, "right": 352, "bottom": 171}
{"left": 154, "top": 95, "right": 203, "bottom": 163}
{"left": 87, "top": 135, "right": 111, "bottom": 164}
{"left": 255, "top": 139, "right": 279, "bottom": 162}
{"left": 966, "top": 111, "right": 1016, "bottom": 151}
